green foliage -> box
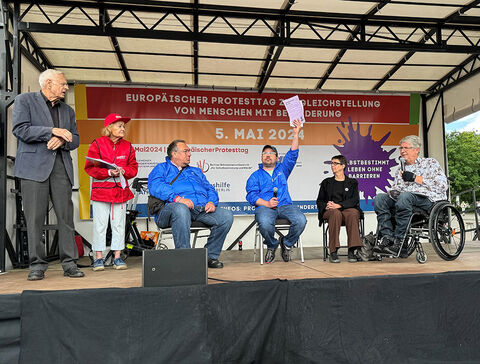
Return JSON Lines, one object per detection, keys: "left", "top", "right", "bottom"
{"left": 446, "top": 131, "right": 480, "bottom": 202}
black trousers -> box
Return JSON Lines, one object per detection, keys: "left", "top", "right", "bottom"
{"left": 21, "top": 153, "right": 77, "bottom": 272}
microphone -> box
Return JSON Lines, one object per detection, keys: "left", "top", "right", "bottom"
{"left": 399, "top": 157, "right": 405, "bottom": 172}
{"left": 272, "top": 187, "right": 278, "bottom": 209}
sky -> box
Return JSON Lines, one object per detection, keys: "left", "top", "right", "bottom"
{"left": 445, "top": 110, "right": 480, "bottom": 133}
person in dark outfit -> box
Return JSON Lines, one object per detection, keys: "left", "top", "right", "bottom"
{"left": 12, "top": 69, "right": 83, "bottom": 280}
{"left": 316, "top": 155, "right": 362, "bottom": 263}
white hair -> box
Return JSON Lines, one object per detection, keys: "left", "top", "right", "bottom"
{"left": 400, "top": 135, "right": 422, "bottom": 149}
{"left": 38, "top": 69, "right": 64, "bottom": 88}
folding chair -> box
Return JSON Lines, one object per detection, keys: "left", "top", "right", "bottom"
{"left": 254, "top": 218, "right": 305, "bottom": 265}
{"left": 322, "top": 211, "right": 364, "bottom": 260}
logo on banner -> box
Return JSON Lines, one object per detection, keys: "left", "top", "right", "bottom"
{"left": 197, "top": 160, "right": 210, "bottom": 173}
{"left": 329, "top": 118, "right": 397, "bottom": 203}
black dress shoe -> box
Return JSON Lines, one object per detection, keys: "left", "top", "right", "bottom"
{"left": 27, "top": 270, "right": 45, "bottom": 281}
{"left": 63, "top": 267, "right": 85, "bottom": 278}
{"left": 208, "top": 258, "right": 224, "bottom": 268}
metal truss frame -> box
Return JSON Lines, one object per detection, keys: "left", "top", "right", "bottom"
{"left": 1, "top": 0, "right": 20, "bottom": 272}
{"left": 6, "top": 0, "right": 480, "bottom": 93}
{"left": 373, "top": 0, "right": 480, "bottom": 91}
{"left": 426, "top": 54, "right": 480, "bottom": 99}
{"left": 10, "top": 1, "right": 480, "bottom": 53}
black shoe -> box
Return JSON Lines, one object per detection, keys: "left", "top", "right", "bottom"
{"left": 208, "top": 258, "right": 224, "bottom": 268}
{"left": 373, "top": 236, "right": 393, "bottom": 253}
{"left": 27, "top": 270, "right": 45, "bottom": 281}
{"left": 348, "top": 249, "right": 358, "bottom": 263}
{"left": 279, "top": 237, "right": 291, "bottom": 262}
{"left": 329, "top": 251, "right": 340, "bottom": 263}
{"left": 265, "top": 248, "right": 276, "bottom": 264}
{"left": 63, "top": 267, "right": 85, "bottom": 278}
{"left": 385, "top": 237, "right": 404, "bottom": 256}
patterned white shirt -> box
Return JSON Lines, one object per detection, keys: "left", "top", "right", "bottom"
{"left": 390, "top": 157, "right": 448, "bottom": 201}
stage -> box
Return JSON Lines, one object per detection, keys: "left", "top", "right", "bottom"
{"left": 1, "top": 242, "right": 480, "bottom": 363}
{"left": 1, "top": 243, "right": 480, "bottom": 294}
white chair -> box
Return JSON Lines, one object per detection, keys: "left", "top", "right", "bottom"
{"left": 254, "top": 218, "right": 305, "bottom": 265}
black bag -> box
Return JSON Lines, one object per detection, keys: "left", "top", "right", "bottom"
{"left": 147, "top": 195, "right": 165, "bottom": 215}
{"left": 357, "top": 232, "right": 377, "bottom": 261}
{"left": 147, "top": 169, "right": 184, "bottom": 216}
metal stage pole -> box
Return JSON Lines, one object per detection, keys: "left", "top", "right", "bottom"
{"left": 0, "top": 0, "right": 20, "bottom": 272}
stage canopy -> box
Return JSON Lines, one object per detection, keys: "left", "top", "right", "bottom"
{"left": 3, "top": 0, "right": 480, "bottom": 96}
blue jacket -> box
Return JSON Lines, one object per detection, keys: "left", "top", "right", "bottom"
{"left": 148, "top": 157, "right": 219, "bottom": 206}
{"left": 246, "top": 149, "right": 299, "bottom": 207}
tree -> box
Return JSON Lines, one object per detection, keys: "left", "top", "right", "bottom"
{"left": 446, "top": 131, "right": 480, "bottom": 203}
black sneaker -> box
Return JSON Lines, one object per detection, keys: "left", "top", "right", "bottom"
{"left": 27, "top": 270, "right": 45, "bottom": 281}
{"left": 329, "top": 251, "right": 340, "bottom": 263}
{"left": 385, "top": 237, "right": 404, "bottom": 256}
{"left": 373, "top": 236, "right": 393, "bottom": 253}
{"left": 63, "top": 267, "right": 85, "bottom": 278}
{"left": 265, "top": 248, "right": 276, "bottom": 264}
{"left": 208, "top": 258, "right": 224, "bottom": 268}
{"left": 279, "top": 237, "right": 291, "bottom": 262}
{"left": 348, "top": 249, "right": 358, "bottom": 263}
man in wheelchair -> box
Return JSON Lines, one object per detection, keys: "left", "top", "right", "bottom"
{"left": 373, "top": 135, "right": 448, "bottom": 256}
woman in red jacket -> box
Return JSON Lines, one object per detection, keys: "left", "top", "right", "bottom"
{"left": 84, "top": 113, "right": 138, "bottom": 271}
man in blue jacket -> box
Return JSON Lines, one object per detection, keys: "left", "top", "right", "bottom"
{"left": 148, "top": 139, "right": 233, "bottom": 268}
{"left": 246, "top": 121, "right": 306, "bottom": 263}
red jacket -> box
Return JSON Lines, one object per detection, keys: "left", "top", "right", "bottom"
{"left": 84, "top": 136, "right": 138, "bottom": 203}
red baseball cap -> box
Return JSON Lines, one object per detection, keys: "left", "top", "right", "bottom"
{"left": 104, "top": 113, "right": 131, "bottom": 127}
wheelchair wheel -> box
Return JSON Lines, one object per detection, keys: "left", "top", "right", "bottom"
{"left": 429, "top": 203, "right": 465, "bottom": 261}
{"left": 155, "top": 242, "right": 168, "bottom": 250}
{"left": 416, "top": 251, "right": 427, "bottom": 264}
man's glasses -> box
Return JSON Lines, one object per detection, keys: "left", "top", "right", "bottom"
{"left": 331, "top": 162, "right": 343, "bottom": 166}
{"left": 51, "top": 81, "right": 68, "bottom": 87}
{"left": 399, "top": 147, "right": 415, "bottom": 150}
{"left": 262, "top": 152, "right": 276, "bottom": 155}
{"left": 177, "top": 149, "right": 191, "bottom": 154}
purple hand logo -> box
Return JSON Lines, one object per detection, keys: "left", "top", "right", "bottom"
{"left": 327, "top": 118, "right": 397, "bottom": 203}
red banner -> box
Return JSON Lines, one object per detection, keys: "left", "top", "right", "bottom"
{"left": 85, "top": 87, "right": 411, "bottom": 123}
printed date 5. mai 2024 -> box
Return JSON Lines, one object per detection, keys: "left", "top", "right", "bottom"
{"left": 215, "top": 128, "right": 304, "bottom": 140}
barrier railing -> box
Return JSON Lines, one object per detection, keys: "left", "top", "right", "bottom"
{"left": 451, "top": 186, "right": 480, "bottom": 241}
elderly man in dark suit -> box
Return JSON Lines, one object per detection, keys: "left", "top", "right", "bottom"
{"left": 12, "top": 69, "right": 84, "bottom": 280}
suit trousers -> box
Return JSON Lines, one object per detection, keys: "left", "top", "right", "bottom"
{"left": 322, "top": 208, "right": 362, "bottom": 253}
{"left": 21, "top": 153, "right": 78, "bottom": 272}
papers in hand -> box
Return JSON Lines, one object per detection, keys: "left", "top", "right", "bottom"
{"left": 85, "top": 157, "right": 126, "bottom": 189}
{"left": 283, "top": 95, "right": 305, "bottom": 126}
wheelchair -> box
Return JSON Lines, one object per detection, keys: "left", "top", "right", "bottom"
{"left": 373, "top": 200, "right": 466, "bottom": 264}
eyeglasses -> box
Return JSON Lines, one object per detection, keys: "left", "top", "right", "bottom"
{"left": 176, "top": 149, "right": 191, "bottom": 154}
{"left": 51, "top": 81, "right": 68, "bottom": 87}
{"left": 331, "top": 162, "right": 343, "bottom": 166}
{"left": 399, "top": 147, "right": 416, "bottom": 150}
{"left": 262, "top": 152, "right": 276, "bottom": 155}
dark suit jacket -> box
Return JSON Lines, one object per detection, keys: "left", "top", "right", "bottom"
{"left": 316, "top": 176, "right": 362, "bottom": 225}
{"left": 12, "top": 91, "right": 79, "bottom": 184}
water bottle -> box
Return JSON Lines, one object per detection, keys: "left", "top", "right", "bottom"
{"left": 239, "top": 240, "right": 243, "bottom": 251}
